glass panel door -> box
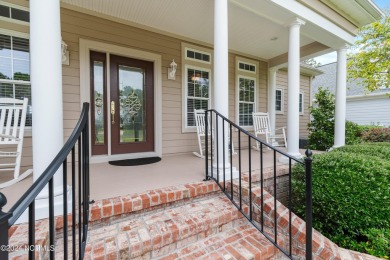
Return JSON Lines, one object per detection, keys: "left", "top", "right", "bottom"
{"left": 110, "top": 54, "right": 154, "bottom": 154}
{"left": 118, "top": 65, "right": 146, "bottom": 143}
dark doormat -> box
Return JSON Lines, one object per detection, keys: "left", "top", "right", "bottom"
{"left": 108, "top": 157, "right": 161, "bottom": 166}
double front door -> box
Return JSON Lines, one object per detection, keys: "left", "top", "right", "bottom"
{"left": 90, "top": 51, "right": 154, "bottom": 156}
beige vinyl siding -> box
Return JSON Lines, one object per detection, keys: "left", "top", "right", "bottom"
{"left": 275, "top": 70, "right": 311, "bottom": 139}
{"left": 61, "top": 8, "right": 194, "bottom": 155}
{"left": 61, "top": 8, "right": 273, "bottom": 156}
{"left": 257, "top": 62, "right": 268, "bottom": 113}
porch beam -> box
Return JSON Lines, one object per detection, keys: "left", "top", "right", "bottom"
{"left": 334, "top": 46, "right": 348, "bottom": 148}
{"left": 287, "top": 18, "right": 305, "bottom": 158}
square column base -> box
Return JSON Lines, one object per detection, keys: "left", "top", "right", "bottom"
{"left": 278, "top": 153, "right": 302, "bottom": 164}
{"left": 207, "top": 166, "right": 239, "bottom": 181}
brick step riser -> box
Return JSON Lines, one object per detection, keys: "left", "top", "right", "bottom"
{"left": 83, "top": 195, "right": 251, "bottom": 259}
{"left": 88, "top": 181, "right": 222, "bottom": 225}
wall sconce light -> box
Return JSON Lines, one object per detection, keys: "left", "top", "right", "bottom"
{"left": 61, "top": 40, "right": 70, "bottom": 66}
{"left": 168, "top": 59, "right": 177, "bottom": 80}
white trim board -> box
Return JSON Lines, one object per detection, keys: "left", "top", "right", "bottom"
{"left": 347, "top": 92, "right": 390, "bottom": 101}
{"left": 79, "top": 38, "right": 162, "bottom": 163}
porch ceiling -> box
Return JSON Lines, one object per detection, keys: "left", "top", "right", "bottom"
{"left": 60, "top": 0, "right": 352, "bottom": 60}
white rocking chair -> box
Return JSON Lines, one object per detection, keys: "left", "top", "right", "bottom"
{"left": 0, "top": 98, "right": 33, "bottom": 189}
{"left": 252, "top": 112, "right": 287, "bottom": 150}
{"left": 193, "top": 109, "right": 213, "bottom": 158}
{"left": 193, "top": 109, "right": 235, "bottom": 158}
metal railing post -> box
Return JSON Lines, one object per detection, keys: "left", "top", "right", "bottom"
{"left": 0, "top": 193, "right": 11, "bottom": 260}
{"left": 204, "top": 110, "right": 209, "bottom": 181}
{"left": 305, "top": 149, "right": 313, "bottom": 260}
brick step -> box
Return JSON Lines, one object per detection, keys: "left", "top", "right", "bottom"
{"left": 81, "top": 192, "right": 284, "bottom": 260}
{"left": 157, "top": 219, "right": 284, "bottom": 260}
{"left": 88, "top": 181, "right": 221, "bottom": 224}
{"left": 56, "top": 194, "right": 259, "bottom": 259}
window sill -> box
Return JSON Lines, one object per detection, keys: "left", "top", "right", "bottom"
{"left": 24, "top": 128, "right": 32, "bottom": 137}
{"left": 236, "top": 126, "right": 254, "bottom": 132}
{"left": 182, "top": 127, "right": 197, "bottom": 133}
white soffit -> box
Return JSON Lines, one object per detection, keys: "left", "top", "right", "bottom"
{"left": 60, "top": 0, "right": 349, "bottom": 58}
{"left": 322, "top": 0, "right": 384, "bottom": 26}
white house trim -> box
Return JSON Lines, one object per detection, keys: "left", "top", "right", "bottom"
{"left": 79, "top": 38, "right": 162, "bottom": 163}
{"left": 347, "top": 92, "right": 390, "bottom": 101}
{"left": 0, "top": 28, "right": 29, "bottom": 38}
{"left": 271, "top": 0, "right": 355, "bottom": 45}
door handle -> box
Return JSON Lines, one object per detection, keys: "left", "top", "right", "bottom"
{"left": 110, "top": 101, "right": 115, "bottom": 124}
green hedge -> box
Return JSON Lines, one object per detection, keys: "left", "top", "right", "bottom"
{"left": 292, "top": 144, "right": 390, "bottom": 258}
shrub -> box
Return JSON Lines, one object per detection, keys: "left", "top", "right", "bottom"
{"left": 345, "top": 121, "right": 361, "bottom": 145}
{"left": 308, "top": 88, "right": 335, "bottom": 150}
{"left": 361, "top": 127, "right": 390, "bottom": 142}
{"left": 292, "top": 144, "right": 390, "bottom": 258}
{"left": 344, "top": 228, "right": 390, "bottom": 258}
{"left": 308, "top": 88, "right": 363, "bottom": 150}
{"left": 337, "top": 143, "right": 390, "bottom": 160}
{"left": 357, "top": 125, "right": 383, "bottom": 134}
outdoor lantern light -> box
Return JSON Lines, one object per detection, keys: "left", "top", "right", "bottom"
{"left": 168, "top": 59, "right": 177, "bottom": 80}
{"left": 61, "top": 39, "right": 70, "bottom": 66}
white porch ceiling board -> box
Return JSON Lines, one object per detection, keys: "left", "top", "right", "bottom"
{"left": 61, "top": 0, "right": 324, "bottom": 59}
{"left": 62, "top": 0, "right": 214, "bottom": 45}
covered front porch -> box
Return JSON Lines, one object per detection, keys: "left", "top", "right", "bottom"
{"left": 19, "top": 0, "right": 362, "bottom": 211}
{"left": 2, "top": 147, "right": 299, "bottom": 211}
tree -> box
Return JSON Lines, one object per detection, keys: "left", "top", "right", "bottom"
{"left": 347, "top": 15, "right": 390, "bottom": 92}
{"left": 303, "top": 58, "right": 321, "bottom": 68}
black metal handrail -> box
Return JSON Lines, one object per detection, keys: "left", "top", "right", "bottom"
{"left": 204, "top": 109, "right": 313, "bottom": 259}
{"left": 0, "top": 102, "right": 90, "bottom": 259}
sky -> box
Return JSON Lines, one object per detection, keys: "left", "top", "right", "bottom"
{"left": 313, "top": 0, "right": 389, "bottom": 66}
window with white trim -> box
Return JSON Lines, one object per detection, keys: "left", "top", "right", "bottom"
{"left": 0, "top": 33, "right": 31, "bottom": 126}
{"left": 299, "top": 92, "right": 304, "bottom": 114}
{"left": 275, "top": 89, "right": 283, "bottom": 113}
{"left": 185, "top": 67, "right": 210, "bottom": 127}
{"left": 238, "top": 61, "right": 256, "bottom": 73}
{"left": 238, "top": 76, "right": 255, "bottom": 126}
{"left": 0, "top": 3, "right": 29, "bottom": 23}
{"left": 185, "top": 48, "right": 211, "bottom": 63}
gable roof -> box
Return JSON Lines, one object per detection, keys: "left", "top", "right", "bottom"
{"left": 312, "top": 62, "right": 390, "bottom": 97}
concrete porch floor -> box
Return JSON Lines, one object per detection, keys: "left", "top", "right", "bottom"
{"left": 0, "top": 147, "right": 304, "bottom": 212}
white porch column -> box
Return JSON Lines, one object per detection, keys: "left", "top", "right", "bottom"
{"left": 334, "top": 46, "right": 348, "bottom": 148}
{"left": 268, "top": 68, "right": 277, "bottom": 135}
{"left": 287, "top": 18, "right": 305, "bottom": 157}
{"left": 212, "top": 0, "right": 238, "bottom": 180}
{"left": 30, "top": 0, "right": 67, "bottom": 220}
